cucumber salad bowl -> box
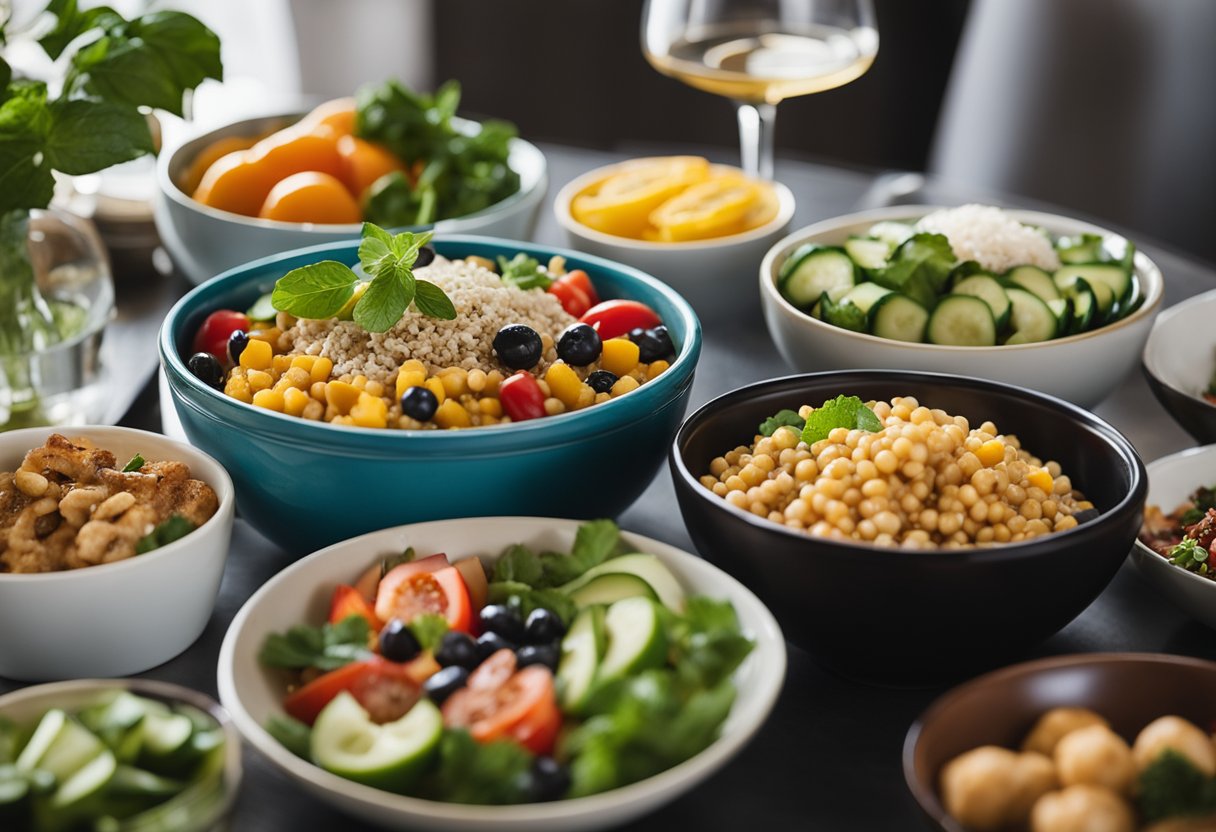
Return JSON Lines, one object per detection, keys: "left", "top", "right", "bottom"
{"left": 759, "top": 205, "right": 1164, "bottom": 408}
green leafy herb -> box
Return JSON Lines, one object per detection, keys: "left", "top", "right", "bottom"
{"left": 1181, "top": 508, "right": 1206, "bottom": 527}
{"left": 270, "top": 223, "right": 453, "bottom": 332}
{"left": 497, "top": 254, "right": 552, "bottom": 290}
{"left": 1138, "top": 749, "right": 1216, "bottom": 822}
{"left": 1191, "top": 486, "right": 1216, "bottom": 514}
{"left": 356, "top": 79, "right": 520, "bottom": 224}
{"left": 418, "top": 729, "right": 533, "bottom": 804}
{"left": 134, "top": 515, "right": 195, "bottom": 554}
{"left": 246, "top": 293, "right": 277, "bottom": 323}
{"left": 265, "top": 715, "right": 312, "bottom": 760}
{"left": 871, "top": 233, "right": 955, "bottom": 311}
{"left": 121, "top": 453, "right": 145, "bottom": 473}
{"left": 258, "top": 615, "right": 372, "bottom": 672}
{"left": 801, "top": 395, "right": 883, "bottom": 445}
{"left": 487, "top": 581, "right": 578, "bottom": 626}
{"left": 407, "top": 613, "right": 449, "bottom": 652}
{"left": 493, "top": 544, "right": 544, "bottom": 585}
{"left": 669, "top": 596, "right": 755, "bottom": 690}
{"left": 1169, "top": 537, "right": 1211, "bottom": 575}
{"left": 818, "top": 293, "right": 867, "bottom": 333}
{"left": 491, "top": 520, "right": 622, "bottom": 591}
{"left": 757, "top": 409, "right": 805, "bottom": 437}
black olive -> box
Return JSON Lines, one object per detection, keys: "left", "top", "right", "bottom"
{"left": 632, "top": 326, "right": 675, "bottom": 363}
{"left": 476, "top": 631, "right": 517, "bottom": 661}
{"left": 378, "top": 619, "right": 422, "bottom": 663}
{"left": 434, "top": 631, "right": 479, "bottom": 669}
{"left": 628, "top": 327, "right": 646, "bottom": 341}
{"left": 479, "top": 604, "right": 526, "bottom": 643}
{"left": 1073, "top": 508, "right": 1101, "bottom": 525}
{"left": 227, "top": 330, "right": 249, "bottom": 364}
{"left": 586, "top": 370, "right": 618, "bottom": 394}
{"left": 187, "top": 352, "right": 225, "bottom": 390}
{"left": 414, "top": 245, "right": 436, "bottom": 268}
{"left": 515, "top": 644, "right": 559, "bottom": 671}
{"left": 527, "top": 756, "right": 572, "bottom": 802}
{"left": 400, "top": 386, "right": 439, "bottom": 422}
{"left": 493, "top": 324, "right": 544, "bottom": 370}
{"left": 556, "top": 323, "right": 602, "bottom": 366}
{"left": 525, "top": 608, "right": 566, "bottom": 643}
{"left": 423, "top": 665, "right": 469, "bottom": 704}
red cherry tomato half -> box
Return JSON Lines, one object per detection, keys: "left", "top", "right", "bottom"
{"left": 578, "top": 299, "right": 662, "bottom": 340}
{"left": 562, "top": 270, "right": 600, "bottom": 306}
{"left": 498, "top": 371, "right": 546, "bottom": 421}
{"left": 329, "top": 584, "right": 382, "bottom": 632}
{"left": 284, "top": 656, "right": 427, "bottom": 725}
{"left": 547, "top": 270, "right": 600, "bottom": 317}
{"left": 192, "top": 310, "right": 250, "bottom": 364}
{"left": 375, "top": 561, "right": 472, "bottom": 633}
{"left": 441, "top": 650, "right": 561, "bottom": 755}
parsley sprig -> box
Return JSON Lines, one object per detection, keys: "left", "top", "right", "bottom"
{"left": 270, "top": 223, "right": 455, "bottom": 333}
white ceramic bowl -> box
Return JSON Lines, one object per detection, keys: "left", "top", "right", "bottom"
{"left": 0, "top": 678, "right": 243, "bottom": 830}
{"left": 155, "top": 113, "right": 548, "bottom": 285}
{"left": 1142, "top": 287, "right": 1216, "bottom": 443}
{"left": 1131, "top": 443, "right": 1216, "bottom": 629}
{"left": 0, "top": 426, "right": 234, "bottom": 681}
{"left": 759, "top": 205, "right": 1164, "bottom": 408}
{"left": 218, "top": 516, "right": 786, "bottom": 832}
{"left": 554, "top": 160, "right": 795, "bottom": 317}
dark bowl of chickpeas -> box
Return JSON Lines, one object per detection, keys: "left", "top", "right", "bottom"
{"left": 904, "top": 652, "right": 1216, "bottom": 832}
{"left": 669, "top": 371, "right": 1147, "bottom": 685}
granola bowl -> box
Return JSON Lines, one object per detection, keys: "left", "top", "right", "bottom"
{"left": 0, "top": 425, "right": 235, "bottom": 681}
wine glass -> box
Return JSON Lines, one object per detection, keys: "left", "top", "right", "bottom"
{"left": 642, "top": 0, "right": 878, "bottom": 180}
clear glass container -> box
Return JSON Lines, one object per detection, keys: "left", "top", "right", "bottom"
{"left": 0, "top": 207, "right": 115, "bottom": 430}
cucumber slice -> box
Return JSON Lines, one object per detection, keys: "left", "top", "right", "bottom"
{"left": 843, "top": 236, "right": 892, "bottom": 270}
{"left": 1005, "top": 288, "right": 1059, "bottom": 344}
{"left": 556, "top": 606, "right": 605, "bottom": 712}
{"left": 16, "top": 711, "right": 105, "bottom": 781}
{"left": 778, "top": 246, "right": 857, "bottom": 309}
{"left": 559, "top": 554, "right": 685, "bottom": 611}
{"left": 598, "top": 597, "right": 667, "bottom": 681}
{"left": 869, "top": 293, "right": 929, "bottom": 343}
{"left": 950, "top": 275, "right": 1011, "bottom": 330}
{"left": 868, "top": 221, "right": 915, "bottom": 247}
{"left": 567, "top": 573, "right": 656, "bottom": 608}
{"left": 1006, "top": 266, "right": 1062, "bottom": 302}
{"left": 1055, "top": 234, "right": 1106, "bottom": 264}
{"left": 50, "top": 749, "right": 116, "bottom": 809}
{"left": 818, "top": 293, "right": 867, "bottom": 332}
{"left": 311, "top": 694, "right": 442, "bottom": 792}
{"left": 1069, "top": 284, "right": 1095, "bottom": 333}
{"left": 108, "top": 766, "right": 183, "bottom": 799}
{"left": 139, "top": 714, "right": 192, "bottom": 760}
{"left": 1047, "top": 298, "right": 1070, "bottom": 326}
{"left": 927, "top": 295, "right": 997, "bottom": 346}
{"left": 1054, "top": 264, "right": 1131, "bottom": 305}
{"left": 841, "top": 282, "right": 893, "bottom": 315}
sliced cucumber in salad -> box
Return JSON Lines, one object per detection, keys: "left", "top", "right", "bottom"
{"left": 950, "top": 275, "right": 1011, "bottom": 330}
{"left": 311, "top": 693, "right": 442, "bottom": 792}
{"left": 843, "top": 236, "right": 892, "bottom": 270}
{"left": 870, "top": 293, "right": 929, "bottom": 343}
{"left": 556, "top": 606, "right": 606, "bottom": 712}
{"left": 1005, "top": 288, "right": 1059, "bottom": 344}
{"left": 927, "top": 295, "right": 997, "bottom": 346}
{"left": 779, "top": 245, "right": 857, "bottom": 309}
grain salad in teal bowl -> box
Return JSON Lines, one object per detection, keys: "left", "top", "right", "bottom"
{"left": 159, "top": 230, "right": 700, "bottom": 553}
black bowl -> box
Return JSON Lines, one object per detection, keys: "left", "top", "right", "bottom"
{"left": 669, "top": 371, "right": 1147, "bottom": 685}
{"left": 1142, "top": 289, "right": 1216, "bottom": 443}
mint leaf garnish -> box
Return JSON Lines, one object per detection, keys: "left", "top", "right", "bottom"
{"left": 801, "top": 395, "right": 883, "bottom": 445}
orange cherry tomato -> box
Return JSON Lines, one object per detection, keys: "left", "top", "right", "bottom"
{"left": 329, "top": 584, "right": 382, "bottom": 632}
{"left": 337, "top": 135, "right": 407, "bottom": 198}
{"left": 375, "top": 557, "right": 472, "bottom": 633}
{"left": 181, "top": 135, "right": 259, "bottom": 195}
{"left": 441, "top": 650, "right": 561, "bottom": 755}
{"left": 302, "top": 97, "right": 357, "bottom": 137}
{"left": 284, "top": 656, "right": 424, "bottom": 725}
{"left": 258, "top": 172, "right": 362, "bottom": 224}
{"left": 192, "top": 151, "right": 278, "bottom": 217}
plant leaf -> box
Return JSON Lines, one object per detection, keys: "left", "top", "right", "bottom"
{"left": 413, "top": 279, "right": 456, "bottom": 320}
{"left": 0, "top": 84, "right": 55, "bottom": 215}
{"left": 45, "top": 98, "right": 153, "bottom": 175}
{"left": 271, "top": 261, "right": 358, "bottom": 319}
{"left": 801, "top": 395, "right": 883, "bottom": 445}
{"left": 354, "top": 271, "right": 409, "bottom": 333}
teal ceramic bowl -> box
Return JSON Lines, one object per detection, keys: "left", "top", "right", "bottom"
{"left": 160, "top": 235, "right": 701, "bottom": 553}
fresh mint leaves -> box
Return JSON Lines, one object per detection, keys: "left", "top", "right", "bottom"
{"left": 497, "top": 254, "right": 552, "bottom": 290}
{"left": 801, "top": 395, "right": 883, "bottom": 445}
{"left": 270, "top": 223, "right": 454, "bottom": 333}
{"left": 871, "top": 233, "right": 955, "bottom": 311}
{"left": 258, "top": 615, "right": 372, "bottom": 672}
{"left": 757, "top": 409, "right": 805, "bottom": 437}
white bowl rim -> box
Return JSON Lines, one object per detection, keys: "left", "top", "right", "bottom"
{"left": 553, "top": 158, "right": 796, "bottom": 251}
{"left": 1142, "top": 285, "right": 1216, "bottom": 409}
{"left": 758, "top": 204, "right": 1165, "bottom": 352}
{"left": 0, "top": 424, "right": 234, "bottom": 584}
{"left": 158, "top": 111, "right": 547, "bottom": 233}
{"left": 217, "top": 516, "right": 787, "bottom": 824}
{"left": 1131, "top": 442, "right": 1216, "bottom": 593}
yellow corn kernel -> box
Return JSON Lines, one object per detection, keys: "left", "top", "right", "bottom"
{"left": 646, "top": 360, "right": 670, "bottom": 381}
{"left": 434, "top": 398, "right": 472, "bottom": 429}
{"left": 247, "top": 370, "right": 273, "bottom": 392}
{"left": 290, "top": 355, "right": 317, "bottom": 372}
{"left": 600, "top": 338, "right": 640, "bottom": 377}
{"left": 401, "top": 358, "right": 427, "bottom": 375}
{"left": 545, "top": 362, "right": 583, "bottom": 408}
{"left": 574, "top": 383, "right": 596, "bottom": 410}
{"left": 976, "top": 440, "right": 1005, "bottom": 467}
{"left": 330, "top": 415, "right": 354, "bottom": 426}
{"left": 309, "top": 381, "right": 328, "bottom": 401}
{"left": 325, "top": 380, "right": 362, "bottom": 415}
{"left": 352, "top": 374, "right": 368, "bottom": 390}
{"left": 302, "top": 399, "right": 324, "bottom": 421}
{"left": 478, "top": 398, "right": 503, "bottom": 417}
{"left": 252, "top": 389, "right": 285, "bottom": 411}
{"left": 439, "top": 368, "right": 468, "bottom": 398}
{"left": 350, "top": 392, "right": 388, "bottom": 428}
{"left": 283, "top": 387, "right": 311, "bottom": 417}
{"left": 424, "top": 377, "right": 446, "bottom": 405}
{"left": 611, "top": 375, "right": 640, "bottom": 397}
{"left": 395, "top": 368, "right": 427, "bottom": 401}
{"left": 272, "top": 354, "right": 293, "bottom": 375}
{"left": 223, "top": 375, "right": 253, "bottom": 404}
{"left": 239, "top": 338, "right": 273, "bottom": 370}
{"left": 249, "top": 327, "right": 281, "bottom": 344}
{"left": 310, "top": 356, "right": 334, "bottom": 383}
{"left": 1028, "top": 468, "right": 1054, "bottom": 493}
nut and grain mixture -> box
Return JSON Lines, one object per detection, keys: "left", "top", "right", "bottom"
{"left": 0, "top": 434, "right": 218, "bottom": 573}
{"left": 700, "top": 396, "right": 1091, "bottom": 549}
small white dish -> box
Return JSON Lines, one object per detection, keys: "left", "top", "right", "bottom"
{"left": 1142, "top": 287, "right": 1216, "bottom": 443}
{"left": 218, "top": 516, "right": 786, "bottom": 832}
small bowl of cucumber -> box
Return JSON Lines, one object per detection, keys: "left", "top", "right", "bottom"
{"left": 758, "top": 204, "right": 1164, "bottom": 408}
{"left": 0, "top": 678, "right": 241, "bottom": 832}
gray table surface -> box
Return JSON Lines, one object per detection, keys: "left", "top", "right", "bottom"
{"left": 4, "top": 143, "right": 1213, "bottom": 831}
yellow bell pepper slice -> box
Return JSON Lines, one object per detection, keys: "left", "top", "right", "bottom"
{"left": 649, "top": 178, "right": 759, "bottom": 242}
{"left": 571, "top": 156, "right": 711, "bottom": 238}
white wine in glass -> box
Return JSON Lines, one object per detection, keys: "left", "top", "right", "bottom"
{"left": 642, "top": 0, "right": 878, "bottom": 180}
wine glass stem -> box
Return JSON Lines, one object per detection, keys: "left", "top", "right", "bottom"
{"left": 736, "top": 101, "right": 777, "bottom": 180}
